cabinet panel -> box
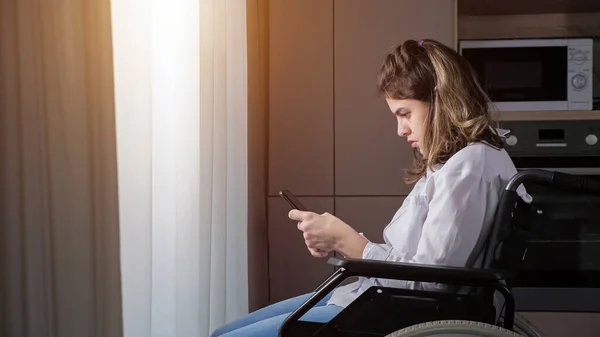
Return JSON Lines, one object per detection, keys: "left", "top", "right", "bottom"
{"left": 518, "top": 312, "right": 600, "bottom": 337}
{"left": 335, "top": 197, "right": 405, "bottom": 244}
{"left": 334, "top": 0, "right": 456, "bottom": 196}
{"left": 268, "top": 0, "right": 334, "bottom": 196}
{"left": 268, "top": 196, "right": 335, "bottom": 304}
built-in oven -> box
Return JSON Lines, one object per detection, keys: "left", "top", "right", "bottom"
{"left": 459, "top": 38, "right": 597, "bottom": 112}
{"left": 499, "top": 119, "right": 600, "bottom": 312}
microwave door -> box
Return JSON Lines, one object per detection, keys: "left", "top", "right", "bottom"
{"left": 462, "top": 46, "right": 568, "bottom": 111}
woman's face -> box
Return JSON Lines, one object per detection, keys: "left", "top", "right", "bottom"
{"left": 385, "top": 98, "right": 429, "bottom": 153}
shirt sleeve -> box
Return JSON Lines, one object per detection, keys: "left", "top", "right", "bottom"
{"left": 362, "top": 168, "right": 490, "bottom": 291}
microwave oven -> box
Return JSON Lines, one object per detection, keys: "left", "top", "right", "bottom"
{"left": 459, "top": 38, "right": 595, "bottom": 111}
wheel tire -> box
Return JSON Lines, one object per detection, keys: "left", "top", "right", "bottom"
{"left": 385, "top": 320, "right": 523, "bottom": 337}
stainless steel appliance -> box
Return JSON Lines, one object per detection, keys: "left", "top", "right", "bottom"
{"left": 499, "top": 119, "right": 600, "bottom": 312}
{"left": 460, "top": 38, "right": 595, "bottom": 111}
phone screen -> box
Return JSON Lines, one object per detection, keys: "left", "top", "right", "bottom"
{"left": 278, "top": 190, "right": 308, "bottom": 211}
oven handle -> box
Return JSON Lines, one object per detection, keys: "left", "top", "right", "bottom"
{"left": 506, "top": 169, "right": 600, "bottom": 196}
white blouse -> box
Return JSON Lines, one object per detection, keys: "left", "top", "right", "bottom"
{"left": 327, "top": 142, "right": 531, "bottom": 308}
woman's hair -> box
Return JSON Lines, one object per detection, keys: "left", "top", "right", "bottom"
{"left": 377, "top": 38, "right": 503, "bottom": 184}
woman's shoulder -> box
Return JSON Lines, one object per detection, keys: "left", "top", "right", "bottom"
{"left": 436, "top": 142, "right": 516, "bottom": 181}
{"left": 426, "top": 141, "right": 532, "bottom": 204}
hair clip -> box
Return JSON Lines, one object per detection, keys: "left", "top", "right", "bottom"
{"left": 418, "top": 40, "right": 424, "bottom": 46}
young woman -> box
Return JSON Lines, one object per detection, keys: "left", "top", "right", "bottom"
{"left": 210, "top": 38, "right": 529, "bottom": 337}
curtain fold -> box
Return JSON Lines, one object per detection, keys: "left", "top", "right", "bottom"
{"left": 111, "top": 0, "right": 249, "bottom": 335}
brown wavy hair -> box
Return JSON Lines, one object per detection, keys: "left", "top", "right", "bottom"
{"left": 377, "top": 39, "right": 503, "bottom": 184}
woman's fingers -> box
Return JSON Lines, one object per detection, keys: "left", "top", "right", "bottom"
{"left": 308, "top": 247, "right": 328, "bottom": 258}
{"left": 288, "top": 209, "right": 318, "bottom": 222}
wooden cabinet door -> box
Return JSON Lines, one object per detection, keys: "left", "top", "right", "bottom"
{"left": 268, "top": 0, "right": 334, "bottom": 197}
{"left": 267, "top": 196, "right": 335, "bottom": 303}
{"left": 268, "top": 0, "right": 336, "bottom": 304}
{"left": 334, "top": 0, "right": 456, "bottom": 196}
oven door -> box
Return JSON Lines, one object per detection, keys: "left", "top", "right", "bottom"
{"left": 510, "top": 157, "right": 600, "bottom": 312}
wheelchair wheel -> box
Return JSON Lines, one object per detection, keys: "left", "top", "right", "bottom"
{"left": 385, "top": 320, "right": 522, "bottom": 336}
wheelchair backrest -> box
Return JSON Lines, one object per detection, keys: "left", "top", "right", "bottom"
{"left": 480, "top": 168, "right": 600, "bottom": 285}
{"left": 486, "top": 195, "right": 540, "bottom": 283}
{"left": 479, "top": 172, "right": 544, "bottom": 284}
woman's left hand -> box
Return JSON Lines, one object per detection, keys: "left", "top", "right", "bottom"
{"left": 288, "top": 210, "right": 368, "bottom": 258}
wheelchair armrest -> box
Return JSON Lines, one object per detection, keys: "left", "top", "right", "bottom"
{"left": 327, "top": 257, "right": 511, "bottom": 287}
{"left": 505, "top": 168, "right": 600, "bottom": 196}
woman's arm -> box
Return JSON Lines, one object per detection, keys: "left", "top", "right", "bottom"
{"left": 334, "top": 228, "right": 369, "bottom": 259}
{"left": 335, "top": 230, "right": 403, "bottom": 260}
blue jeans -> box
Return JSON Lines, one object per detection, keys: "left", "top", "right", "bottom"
{"left": 210, "top": 292, "right": 343, "bottom": 337}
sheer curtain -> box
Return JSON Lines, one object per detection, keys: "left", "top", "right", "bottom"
{"left": 110, "top": 0, "right": 249, "bottom": 336}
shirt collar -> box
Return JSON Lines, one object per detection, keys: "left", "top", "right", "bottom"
{"left": 426, "top": 163, "right": 443, "bottom": 177}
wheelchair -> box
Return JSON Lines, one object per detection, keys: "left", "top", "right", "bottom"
{"left": 278, "top": 168, "right": 600, "bottom": 337}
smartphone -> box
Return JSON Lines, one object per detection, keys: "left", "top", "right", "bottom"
{"left": 279, "top": 189, "right": 327, "bottom": 254}
{"left": 278, "top": 189, "right": 308, "bottom": 211}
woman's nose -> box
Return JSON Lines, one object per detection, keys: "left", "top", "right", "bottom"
{"left": 397, "top": 122, "right": 410, "bottom": 137}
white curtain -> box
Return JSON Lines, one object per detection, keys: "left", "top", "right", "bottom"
{"left": 110, "top": 0, "right": 249, "bottom": 336}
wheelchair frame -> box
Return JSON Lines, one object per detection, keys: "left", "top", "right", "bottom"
{"left": 278, "top": 169, "right": 600, "bottom": 337}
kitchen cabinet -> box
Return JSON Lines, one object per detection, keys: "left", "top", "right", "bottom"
{"left": 268, "top": 0, "right": 334, "bottom": 197}
{"left": 267, "top": 196, "right": 335, "bottom": 303}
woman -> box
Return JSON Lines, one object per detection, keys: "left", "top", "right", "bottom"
{"left": 210, "top": 38, "right": 529, "bottom": 337}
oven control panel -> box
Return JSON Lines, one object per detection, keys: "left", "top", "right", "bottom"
{"left": 498, "top": 120, "right": 600, "bottom": 157}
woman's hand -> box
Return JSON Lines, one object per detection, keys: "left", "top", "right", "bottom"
{"left": 307, "top": 247, "right": 329, "bottom": 258}
{"left": 288, "top": 210, "right": 340, "bottom": 256}
{"left": 288, "top": 210, "right": 368, "bottom": 259}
